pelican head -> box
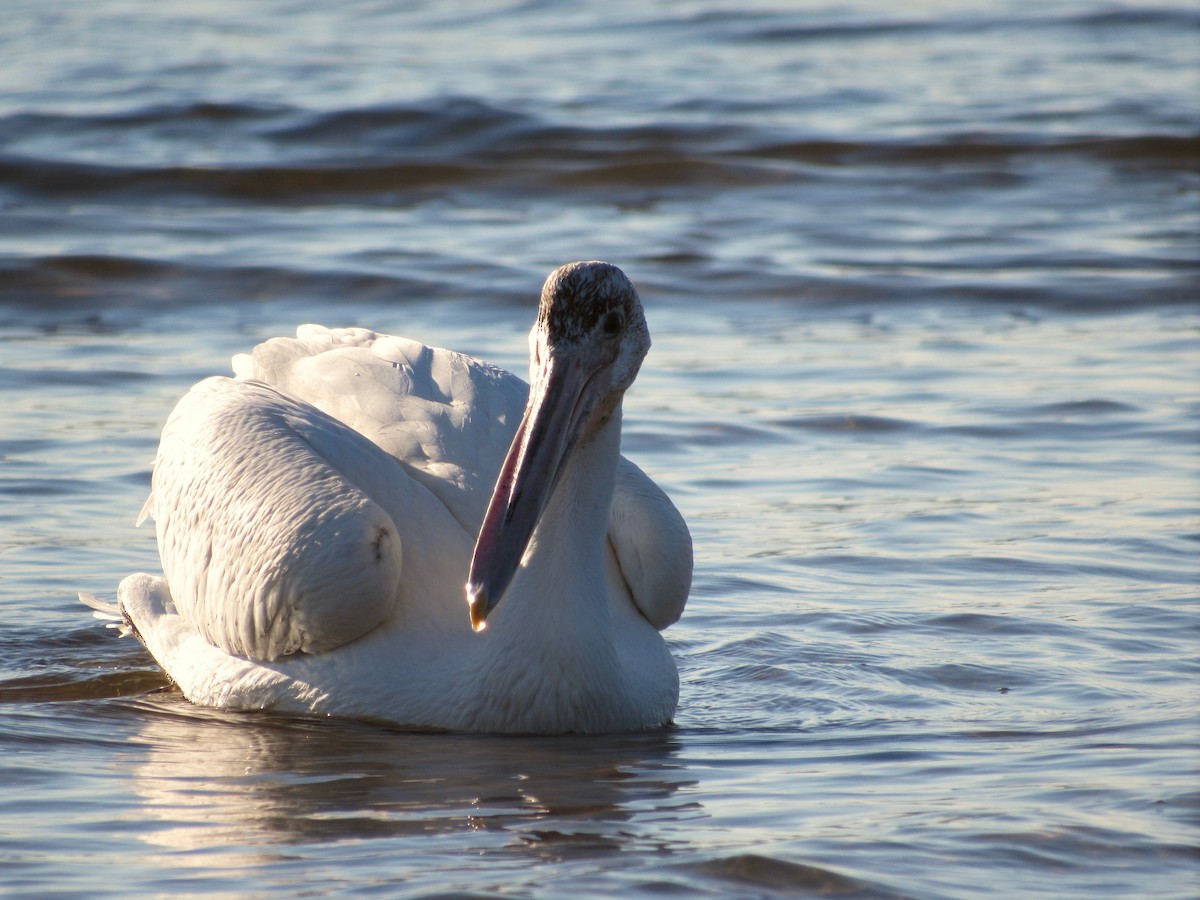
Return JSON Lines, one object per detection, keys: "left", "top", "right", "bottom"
{"left": 466, "top": 261, "right": 650, "bottom": 630}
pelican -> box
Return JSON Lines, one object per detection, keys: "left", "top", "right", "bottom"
{"left": 83, "top": 261, "right": 692, "bottom": 733}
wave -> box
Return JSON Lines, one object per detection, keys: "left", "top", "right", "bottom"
{"left": 746, "top": 134, "right": 1200, "bottom": 168}
{"left": 0, "top": 253, "right": 438, "bottom": 318}
{"left": 1, "top": 96, "right": 1195, "bottom": 318}
{"left": 1, "top": 99, "right": 1195, "bottom": 206}
{"left": 3, "top": 253, "right": 1195, "bottom": 322}
{"left": 726, "top": 5, "right": 1200, "bottom": 43}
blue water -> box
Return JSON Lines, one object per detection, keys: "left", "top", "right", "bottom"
{"left": 1, "top": 1, "right": 1197, "bottom": 896}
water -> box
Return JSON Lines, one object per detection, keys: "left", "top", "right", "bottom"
{"left": 2, "top": 0, "right": 1198, "bottom": 895}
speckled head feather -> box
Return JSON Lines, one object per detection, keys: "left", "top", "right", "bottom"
{"left": 534, "top": 260, "right": 651, "bottom": 392}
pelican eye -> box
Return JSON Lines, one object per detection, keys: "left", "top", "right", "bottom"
{"left": 602, "top": 311, "right": 624, "bottom": 336}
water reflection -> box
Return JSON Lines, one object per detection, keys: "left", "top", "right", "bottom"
{"left": 122, "top": 693, "right": 700, "bottom": 866}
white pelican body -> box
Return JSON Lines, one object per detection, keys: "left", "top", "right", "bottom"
{"left": 100, "top": 263, "right": 691, "bottom": 733}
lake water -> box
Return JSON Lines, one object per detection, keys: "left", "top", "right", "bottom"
{"left": 1, "top": 0, "right": 1197, "bottom": 896}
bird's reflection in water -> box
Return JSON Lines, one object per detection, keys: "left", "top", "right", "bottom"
{"left": 121, "top": 691, "right": 701, "bottom": 871}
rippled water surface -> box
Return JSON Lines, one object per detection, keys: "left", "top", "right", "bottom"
{"left": 2, "top": 1, "right": 1198, "bottom": 896}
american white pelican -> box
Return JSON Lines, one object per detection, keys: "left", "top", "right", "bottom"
{"left": 84, "top": 261, "right": 692, "bottom": 733}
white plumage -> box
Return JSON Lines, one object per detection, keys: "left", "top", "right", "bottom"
{"left": 89, "top": 262, "right": 691, "bottom": 733}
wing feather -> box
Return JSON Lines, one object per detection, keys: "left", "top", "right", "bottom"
{"left": 149, "top": 378, "right": 405, "bottom": 661}
{"left": 611, "top": 458, "right": 692, "bottom": 629}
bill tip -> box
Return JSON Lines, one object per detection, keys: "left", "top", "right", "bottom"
{"left": 467, "top": 583, "right": 489, "bottom": 632}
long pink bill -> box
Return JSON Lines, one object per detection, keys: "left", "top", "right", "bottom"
{"left": 466, "top": 355, "right": 593, "bottom": 631}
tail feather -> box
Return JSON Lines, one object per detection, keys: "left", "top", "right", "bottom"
{"left": 78, "top": 592, "right": 134, "bottom": 637}
{"left": 135, "top": 491, "right": 154, "bottom": 527}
